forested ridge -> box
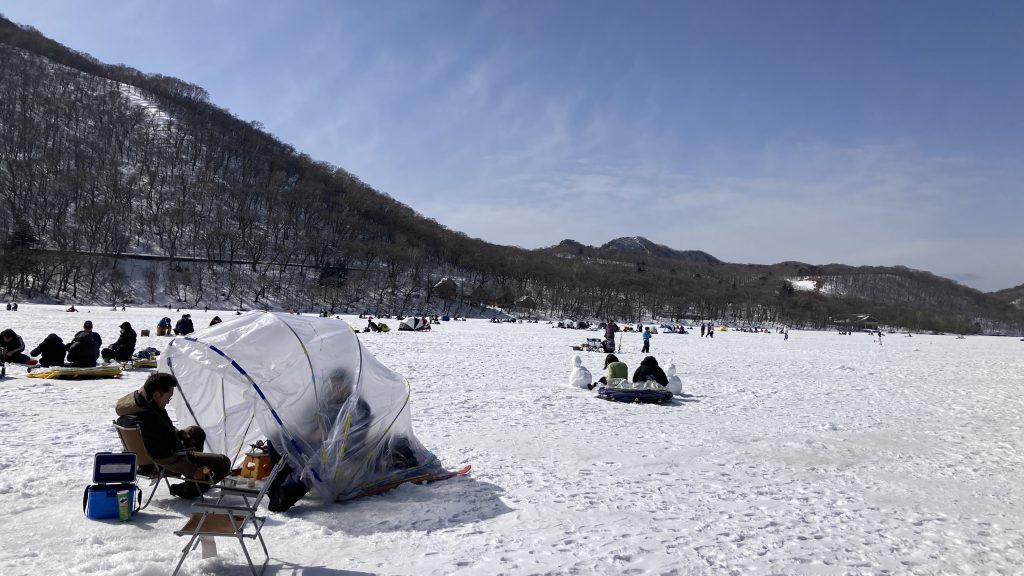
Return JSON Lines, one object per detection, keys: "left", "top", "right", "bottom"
{"left": 1, "top": 16, "right": 1021, "bottom": 335}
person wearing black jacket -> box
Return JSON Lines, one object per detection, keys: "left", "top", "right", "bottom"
{"left": 71, "top": 320, "right": 102, "bottom": 349}
{"left": 1, "top": 328, "right": 32, "bottom": 364}
{"left": 101, "top": 322, "right": 137, "bottom": 363}
{"left": 66, "top": 321, "right": 101, "bottom": 367}
{"left": 30, "top": 333, "right": 66, "bottom": 367}
{"left": 173, "top": 314, "right": 195, "bottom": 335}
{"left": 632, "top": 356, "right": 669, "bottom": 386}
{"left": 114, "top": 373, "right": 230, "bottom": 499}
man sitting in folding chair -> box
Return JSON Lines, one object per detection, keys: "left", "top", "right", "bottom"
{"left": 115, "top": 373, "right": 231, "bottom": 499}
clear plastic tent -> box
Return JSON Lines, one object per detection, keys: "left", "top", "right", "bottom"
{"left": 160, "top": 311, "right": 443, "bottom": 501}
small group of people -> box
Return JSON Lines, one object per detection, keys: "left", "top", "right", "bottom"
{"left": 364, "top": 317, "right": 390, "bottom": 332}
{"left": 586, "top": 353, "right": 669, "bottom": 389}
{"left": 570, "top": 352, "right": 683, "bottom": 397}
{"left": 0, "top": 320, "right": 138, "bottom": 368}
{"left": 5, "top": 302, "right": 18, "bottom": 311}
{"left": 699, "top": 323, "right": 716, "bottom": 338}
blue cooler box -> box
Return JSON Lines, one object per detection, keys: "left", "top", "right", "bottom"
{"left": 84, "top": 452, "right": 140, "bottom": 520}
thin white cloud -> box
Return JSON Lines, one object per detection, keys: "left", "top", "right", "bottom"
{"left": 411, "top": 141, "right": 1022, "bottom": 291}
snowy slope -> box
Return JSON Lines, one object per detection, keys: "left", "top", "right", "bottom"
{"left": 0, "top": 305, "right": 1022, "bottom": 575}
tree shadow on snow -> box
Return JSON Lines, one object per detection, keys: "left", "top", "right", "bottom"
{"left": 279, "top": 475, "right": 512, "bottom": 537}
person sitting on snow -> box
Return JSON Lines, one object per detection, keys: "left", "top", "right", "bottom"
{"left": 115, "top": 373, "right": 231, "bottom": 499}
{"left": 209, "top": 316, "right": 222, "bottom": 327}
{"left": 30, "top": 333, "right": 66, "bottom": 367}
{"left": 1, "top": 328, "right": 33, "bottom": 364}
{"left": 268, "top": 368, "right": 419, "bottom": 511}
{"left": 632, "top": 356, "right": 669, "bottom": 386}
{"left": 65, "top": 320, "right": 102, "bottom": 367}
{"left": 173, "top": 314, "right": 195, "bottom": 336}
{"left": 157, "top": 316, "right": 174, "bottom": 335}
{"left": 73, "top": 320, "right": 102, "bottom": 349}
{"left": 101, "top": 322, "right": 137, "bottom": 363}
{"left": 590, "top": 353, "right": 629, "bottom": 389}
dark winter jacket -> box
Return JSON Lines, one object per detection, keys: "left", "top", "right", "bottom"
{"left": 115, "top": 388, "right": 198, "bottom": 476}
{"left": 71, "top": 329, "right": 102, "bottom": 349}
{"left": 1, "top": 331, "right": 26, "bottom": 358}
{"left": 604, "top": 322, "right": 620, "bottom": 339}
{"left": 110, "top": 325, "right": 137, "bottom": 355}
{"left": 174, "top": 317, "right": 195, "bottom": 335}
{"left": 66, "top": 331, "right": 100, "bottom": 367}
{"left": 632, "top": 356, "right": 669, "bottom": 386}
{"left": 30, "top": 333, "right": 66, "bottom": 367}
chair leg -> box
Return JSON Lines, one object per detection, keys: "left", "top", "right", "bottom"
{"left": 256, "top": 531, "right": 270, "bottom": 575}
{"left": 238, "top": 535, "right": 258, "bottom": 576}
{"left": 171, "top": 533, "right": 201, "bottom": 576}
{"left": 140, "top": 470, "right": 167, "bottom": 510}
{"left": 140, "top": 479, "right": 160, "bottom": 510}
{"left": 189, "top": 479, "right": 208, "bottom": 502}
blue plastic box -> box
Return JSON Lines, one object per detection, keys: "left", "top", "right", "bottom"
{"left": 84, "top": 452, "right": 139, "bottom": 520}
{"left": 85, "top": 483, "right": 139, "bottom": 519}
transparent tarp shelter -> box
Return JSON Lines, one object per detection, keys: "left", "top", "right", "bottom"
{"left": 161, "top": 312, "right": 442, "bottom": 501}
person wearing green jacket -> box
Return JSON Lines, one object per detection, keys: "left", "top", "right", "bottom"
{"left": 590, "top": 353, "right": 629, "bottom": 389}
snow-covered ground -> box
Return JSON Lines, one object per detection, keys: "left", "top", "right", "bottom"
{"left": 1, "top": 305, "right": 1023, "bottom": 575}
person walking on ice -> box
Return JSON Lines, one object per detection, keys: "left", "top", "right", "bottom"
{"left": 641, "top": 326, "right": 652, "bottom": 353}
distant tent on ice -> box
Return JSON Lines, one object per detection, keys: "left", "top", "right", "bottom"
{"left": 398, "top": 317, "right": 430, "bottom": 331}
{"left": 160, "top": 311, "right": 444, "bottom": 501}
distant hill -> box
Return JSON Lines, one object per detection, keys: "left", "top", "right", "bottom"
{"left": 544, "top": 237, "right": 719, "bottom": 265}
{"left": 600, "top": 236, "right": 721, "bottom": 264}
{"left": 992, "top": 284, "right": 1024, "bottom": 310}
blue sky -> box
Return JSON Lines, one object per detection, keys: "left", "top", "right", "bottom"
{"left": 3, "top": 1, "right": 1022, "bottom": 291}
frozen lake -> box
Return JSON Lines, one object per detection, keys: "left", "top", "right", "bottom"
{"left": 1, "top": 304, "right": 1022, "bottom": 575}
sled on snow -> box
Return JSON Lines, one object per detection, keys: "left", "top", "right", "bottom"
{"left": 597, "top": 378, "right": 673, "bottom": 404}
{"left": 26, "top": 365, "right": 123, "bottom": 379}
{"left": 346, "top": 464, "right": 472, "bottom": 500}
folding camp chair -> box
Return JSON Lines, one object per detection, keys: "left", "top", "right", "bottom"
{"left": 171, "top": 458, "right": 287, "bottom": 576}
{"left": 112, "top": 421, "right": 209, "bottom": 509}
